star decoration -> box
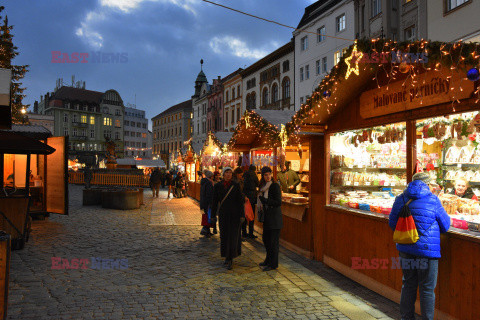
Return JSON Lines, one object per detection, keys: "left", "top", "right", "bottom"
{"left": 344, "top": 41, "right": 363, "bottom": 79}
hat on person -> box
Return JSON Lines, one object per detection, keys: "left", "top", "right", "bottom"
{"left": 261, "top": 166, "right": 272, "bottom": 175}
{"left": 412, "top": 172, "right": 432, "bottom": 184}
{"left": 204, "top": 170, "right": 213, "bottom": 178}
{"left": 222, "top": 167, "right": 233, "bottom": 175}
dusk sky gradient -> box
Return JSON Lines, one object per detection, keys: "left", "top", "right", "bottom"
{"left": 4, "top": 0, "right": 316, "bottom": 126}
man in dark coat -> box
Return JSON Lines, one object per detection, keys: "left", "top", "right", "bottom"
{"left": 242, "top": 165, "right": 259, "bottom": 238}
{"left": 149, "top": 167, "right": 162, "bottom": 198}
{"left": 211, "top": 167, "right": 245, "bottom": 270}
{"left": 200, "top": 170, "right": 214, "bottom": 236}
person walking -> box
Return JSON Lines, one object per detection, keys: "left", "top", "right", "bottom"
{"left": 389, "top": 172, "right": 451, "bottom": 320}
{"left": 149, "top": 167, "right": 162, "bottom": 198}
{"left": 257, "top": 166, "right": 283, "bottom": 271}
{"left": 243, "top": 165, "right": 259, "bottom": 239}
{"left": 160, "top": 169, "right": 166, "bottom": 189}
{"left": 166, "top": 171, "right": 173, "bottom": 199}
{"left": 174, "top": 172, "right": 183, "bottom": 198}
{"left": 200, "top": 170, "right": 214, "bottom": 237}
{"left": 211, "top": 167, "right": 245, "bottom": 270}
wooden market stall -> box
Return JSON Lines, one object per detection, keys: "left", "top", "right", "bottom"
{"left": 183, "top": 140, "right": 203, "bottom": 201}
{"left": 228, "top": 109, "right": 314, "bottom": 258}
{"left": 292, "top": 39, "right": 480, "bottom": 320}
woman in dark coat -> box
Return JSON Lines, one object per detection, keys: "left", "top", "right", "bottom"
{"left": 199, "top": 170, "right": 214, "bottom": 237}
{"left": 211, "top": 167, "right": 245, "bottom": 270}
{"left": 257, "top": 166, "right": 283, "bottom": 271}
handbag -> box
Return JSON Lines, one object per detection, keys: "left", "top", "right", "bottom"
{"left": 207, "top": 207, "right": 214, "bottom": 224}
{"left": 215, "top": 185, "right": 234, "bottom": 217}
{"left": 393, "top": 199, "right": 419, "bottom": 244}
{"left": 245, "top": 198, "right": 254, "bottom": 222}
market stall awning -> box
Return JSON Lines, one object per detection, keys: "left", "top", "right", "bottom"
{"left": 228, "top": 109, "right": 295, "bottom": 151}
{"left": 7, "top": 124, "right": 52, "bottom": 140}
{"left": 116, "top": 158, "right": 136, "bottom": 166}
{"left": 135, "top": 159, "right": 166, "bottom": 168}
{"left": 0, "top": 131, "right": 56, "bottom": 154}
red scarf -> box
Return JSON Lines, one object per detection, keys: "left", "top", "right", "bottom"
{"left": 223, "top": 180, "right": 232, "bottom": 188}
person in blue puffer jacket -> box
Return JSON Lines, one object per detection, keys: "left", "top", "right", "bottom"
{"left": 389, "top": 172, "right": 451, "bottom": 320}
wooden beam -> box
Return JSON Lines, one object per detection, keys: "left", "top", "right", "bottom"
{"left": 299, "top": 124, "right": 328, "bottom": 134}
{"left": 406, "top": 120, "right": 416, "bottom": 183}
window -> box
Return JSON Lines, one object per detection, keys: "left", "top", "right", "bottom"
{"left": 272, "top": 84, "right": 278, "bottom": 103}
{"left": 301, "top": 36, "right": 308, "bottom": 51}
{"left": 64, "top": 113, "right": 68, "bottom": 123}
{"left": 316, "top": 60, "right": 321, "bottom": 75}
{"left": 282, "top": 78, "right": 290, "bottom": 99}
{"left": 115, "top": 119, "right": 121, "bottom": 127}
{"left": 361, "top": 5, "right": 365, "bottom": 31}
{"left": 72, "top": 114, "right": 77, "bottom": 123}
{"left": 305, "top": 65, "right": 310, "bottom": 80}
{"left": 104, "top": 117, "right": 112, "bottom": 126}
{"left": 300, "top": 97, "right": 304, "bottom": 105}
{"left": 64, "top": 127, "right": 69, "bottom": 136}
{"left": 446, "top": 0, "right": 468, "bottom": 11}
{"left": 81, "top": 115, "right": 87, "bottom": 123}
{"left": 137, "top": 122, "right": 141, "bottom": 128}
{"left": 143, "top": 123, "right": 147, "bottom": 129}
{"left": 142, "top": 143, "right": 146, "bottom": 148}
{"left": 115, "top": 132, "right": 119, "bottom": 140}
{"left": 236, "top": 107, "right": 240, "bottom": 123}
{"left": 322, "top": 57, "right": 328, "bottom": 74}
{"left": 73, "top": 128, "right": 77, "bottom": 137}
{"left": 336, "top": 14, "right": 346, "bottom": 32}
{"left": 334, "top": 51, "right": 342, "bottom": 65}
{"left": 137, "top": 132, "right": 141, "bottom": 137}
{"left": 372, "top": 0, "right": 381, "bottom": 16}
{"left": 225, "top": 91, "right": 229, "bottom": 102}
{"left": 237, "top": 85, "right": 240, "bottom": 97}
{"left": 103, "top": 107, "right": 109, "bottom": 114}
{"left": 225, "top": 112, "right": 228, "bottom": 127}
{"left": 300, "top": 67, "right": 304, "bottom": 81}
{"left": 283, "top": 60, "right": 289, "bottom": 72}
{"left": 263, "top": 88, "right": 269, "bottom": 106}
{"left": 90, "top": 130, "right": 95, "bottom": 138}
{"left": 404, "top": 25, "right": 416, "bottom": 41}
{"left": 231, "top": 109, "right": 234, "bottom": 124}
{"left": 317, "top": 26, "right": 326, "bottom": 42}
{"left": 115, "top": 109, "right": 120, "bottom": 116}
{"left": 232, "top": 88, "right": 235, "bottom": 99}
{"left": 90, "top": 116, "right": 95, "bottom": 125}
{"left": 142, "top": 133, "right": 147, "bottom": 138}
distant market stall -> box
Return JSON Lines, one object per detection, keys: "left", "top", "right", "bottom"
{"left": 292, "top": 39, "right": 480, "bottom": 320}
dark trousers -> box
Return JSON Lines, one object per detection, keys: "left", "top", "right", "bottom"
{"left": 262, "top": 229, "right": 280, "bottom": 269}
{"left": 242, "top": 220, "right": 255, "bottom": 236}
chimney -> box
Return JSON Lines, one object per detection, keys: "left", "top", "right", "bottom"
{"left": 218, "top": 76, "right": 221, "bottom": 80}
{"left": 34, "top": 101, "right": 38, "bottom": 113}
{"left": 41, "top": 95, "right": 43, "bottom": 101}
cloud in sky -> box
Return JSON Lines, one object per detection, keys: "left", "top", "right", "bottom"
{"left": 209, "top": 36, "right": 277, "bottom": 60}
{"left": 99, "top": 0, "right": 198, "bottom": 14}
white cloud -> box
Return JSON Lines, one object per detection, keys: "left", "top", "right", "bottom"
{"left": 75, "top": 11, "right": 106, "bottom": 48}
{"left": 99, "top": 0, "right": 198, "bottom": 14}
{"left": 209, "top": 36, "right": 274, "bottom": 60}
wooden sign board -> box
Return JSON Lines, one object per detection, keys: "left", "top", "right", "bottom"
{"left": 360, "top": 71, "right": 475, "bottom": 119}
{"left": 46, "top": 137, "right": 69, "bottom": 215}
{"left": 0, "top": 69, "right": 12, "bottom": 130}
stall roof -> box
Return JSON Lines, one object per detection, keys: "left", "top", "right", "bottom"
{"left": 116, "top": 158, "right": 136, "bottom": 166}
{"left": 256, "top": 110, "right": 296, "bottom": 130}
{"left": 136, "top": 159, "right": 166, "bottom": 168}
{"left": 214, "top": 132, "right": 233, "bottom": 145}
{"left": 4, "top": 124, "right": 52, "bottom": 140}
{"left": 0, "top": 131, "right": 56, "bottom": 154}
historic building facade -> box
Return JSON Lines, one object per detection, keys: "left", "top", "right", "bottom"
{"left": 242, "top": 41, "right": 294, "bottom": 113}
{"left": 152, "top": 99, "right": 192, "bottom": 166}
{"left": 207, "top": 76, "right": 223, "bottom": 133}
{"left": 191, "top": 66, "right": 210, "bottom": 145}
{"left": 223, "top": 69, "right": 244, "bottom": 132}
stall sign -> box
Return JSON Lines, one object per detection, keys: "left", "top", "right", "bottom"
{"left": 360, "top": 71, "right": 474, "bottom": 119}
{"left": 0, "top": 68, "right": 12, "bottom": 130}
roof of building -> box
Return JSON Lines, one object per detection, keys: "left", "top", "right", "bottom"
{"left": 196, "top": 70, "right": 208, "bottom": 83}
{"left": 5, "top": 124, "right": 52, "bottom": 140}
{"left": 0, "top": 131, "right": 56, "bottom": 155}
{"left": 215, "top": 132, "right": 233, "bottom": 145}
{"left": 255, "top": 109, "right": 296, "bottom": 130}
{"left": 222, "top": 68, "right": 244, "bottom": 84}
{"left": 152, "top": 99, "right": 192, "bottom": 119}
{"left": 297, "top": 0, "right": 343, "bottom": 29}
{"left": 52, "top": 86, "right": 104, "bottom": 104}
{"left": 240, "top": 41, "right": 294, "bottom": 78}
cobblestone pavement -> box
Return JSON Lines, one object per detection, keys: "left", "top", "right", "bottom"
{"left": 6, "top": 185, "right": 404, "bottom": 319}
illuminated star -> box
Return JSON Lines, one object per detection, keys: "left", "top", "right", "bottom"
{"left": 345, "top": 41, "right": 363, "bottom": 79}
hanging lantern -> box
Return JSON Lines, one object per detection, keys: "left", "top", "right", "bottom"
{"left": 399, "top": 62, "right": 411, "bottom": 73}
{"left": 467, "top": 67, "right": 480, "bottom": 81}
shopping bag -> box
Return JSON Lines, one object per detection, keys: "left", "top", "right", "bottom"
{"left": 207, "top": 207, "right": 214, "bottom": 224}
{"left": 245, "top": 198, "right": 254, "bottom": 222}
{"left": 393, "top": 199, "right": 419, "bottom": 244}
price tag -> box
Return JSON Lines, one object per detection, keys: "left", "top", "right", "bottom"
{"left": 457, "top": 164, "right": 462, "bottom": 168}
{"left": 354, "top": 182, "right": 359, "bottom": 186}
{"left": 365, "top": 182, "right": 371, "bottom": 186}
{"left": 345, "top": 181, "right": 352, "bottom": 186}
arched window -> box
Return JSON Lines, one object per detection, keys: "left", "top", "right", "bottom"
{"left": 251, "top": 92, "right": 256, "bottom": 108}
{"left": 272, "top": 83, "right": 278, "bottom": 103}
{"left": 262, "top": 88, "right": 269, "bottom": 106}
{"left": 282, "top": 77, "right": 290, "bottom": 99}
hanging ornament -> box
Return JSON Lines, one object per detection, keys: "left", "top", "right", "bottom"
{"left": 467, "top": 67, "right": 480, "bottom": 81}
{"left": 323, "top": 90, "right": 331, "bottom": 98}
{"left": 399, "top": 62, "right": 411, "bottom": 74}
{"left": 344, "top": 40, "right": 363, "bottom": 79}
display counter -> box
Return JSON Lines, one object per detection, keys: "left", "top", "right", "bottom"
{"left": 187, "top": 181, "right": 200, "bottom": 201}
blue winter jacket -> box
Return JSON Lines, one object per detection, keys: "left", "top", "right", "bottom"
{"left": 389, "top": 180, "right": 451, "bottom": 258}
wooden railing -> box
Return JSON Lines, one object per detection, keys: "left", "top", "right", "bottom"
{"left": 68, "top": 172, "right": 150, "bottom": 187}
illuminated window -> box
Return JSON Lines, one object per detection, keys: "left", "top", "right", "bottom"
{"left": 81, "top": 115, "right": 87, "bottom": 123}
{"left": 90, "top": 116, "right": 95, "bottom": 125}
{"left": 115, "top": 119, "right": 121, "bottom": 127}
{"left": 104, "top": 117, "right": 112, "bottom": 126}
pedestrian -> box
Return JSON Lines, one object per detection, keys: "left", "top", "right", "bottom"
{"left": 257, "top": 166, "right": 283, "bottom": 271}
{"left": 389, "top": 172, "right": 451, "bottom": 320}
{"left": 211, "top": 167, "right": 245, "bottom": 270}
{"left": 149, "top": 167, "right": 162, "bottom": 198}
{"left": 233, "top": 167, "right": 248, "bottom": 240}
{"left": 166, "top": 171, "right": 173, "bottom": 199}
{"left": 200, "top": 170, "right": 214, "bottom": 237}
{"left": 160, "top": 169, "right": 166, "bottom": 189}
{"left": 243, "top": 164, "right": 259, "bottom": 239}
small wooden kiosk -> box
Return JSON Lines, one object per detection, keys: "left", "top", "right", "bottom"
{"left": 229, "top": 109, "right": 314, "bottom": 258}
{"left": 293, "top": 39, "right": 480, "bottom": 319}
{"left": 183, "top": 140, "right": 203, "bottom": 201}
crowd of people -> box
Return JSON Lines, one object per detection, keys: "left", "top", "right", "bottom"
{"left": 148, "top": 168, "right": 188, "bottom": 199}
{"left": 200, "top": 165, "right": 283, "bottom": 271}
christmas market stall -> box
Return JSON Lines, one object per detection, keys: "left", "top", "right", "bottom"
{"left": 228, "top": 109, "right": 313, "bottom": 258}
{"left": 291, "top": 39, "right": 480, "bottom": 320}
{"left": 182, "top": 140, "right": 204, "bottom": 200}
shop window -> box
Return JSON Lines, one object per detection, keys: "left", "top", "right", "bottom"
{"left": 330, "top": 122, "right": 407, "bottom": 213}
